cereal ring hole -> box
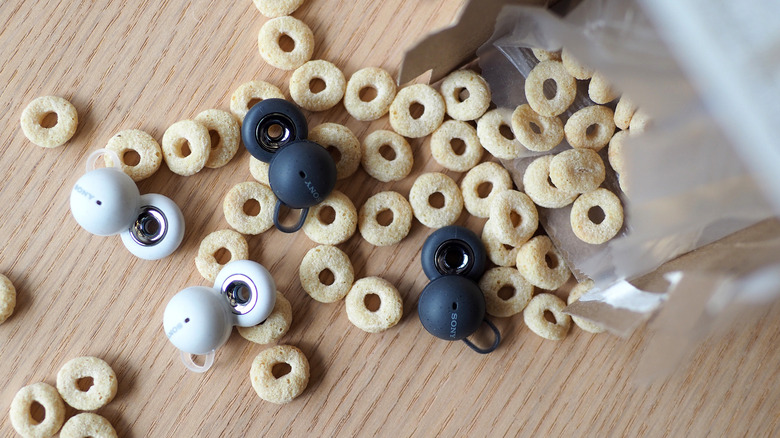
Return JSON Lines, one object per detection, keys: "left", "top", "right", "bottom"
{"left": 428, "top": 192, "right": 445, "bottom": 208}
{"left": 30, "top": 401, "right": 46, "bottom": 424}
{"left": 40, "top": 111, "right": 58, "bottom": 128}
{"left": 588, "top": 206, "right": 606, "bottom": 224}
{"left": 585, "top": 123, "right": 601, "bottom": 139}
{"left": 364, "top": 293, "right": 381, "bottom": 312}
{"left": 272, "top": 362, "right": 292, "bottom": 378}
{"left": 529, "top": 121, "right": 542, "bottom": 134}
{"left": 542, "top": 78, "right": 558, "bottom": 100}
{"left": 318, "top": 205, "right": 336, "bottom": 225}
{"left": 409, "top": 102, "right": 425, "bottom": 120}
{"left": 477, "top": 182, "right": 493, "bottom": 199}
{"left": 359, "top": 86, "right": 378, "bottom": 102}
{"left": 176, "top": 139, "right": 192, "bottom": 158}
{"left": 209, "top": 130, "right": 221, "bottom": 150}
{"left": 499, "top": 124, "right": 515, "bottom": 140}
{"left": 502, "top": 242, "right": 514, "bottom": 251}
{"left": 545, "top": 252, "right": 559, "bottom": 269}
{"left": 308, "top": 77, "right": 326, "bottom": 93}
{"left": 449, "top": 137, "right": 466, "bottom": 156}
{"left": 379, "top": 144, "right": 396, "bottom": 161}
{"left": 76, "top": 377, "right": 94, "bottom": 392}
{"left": 326, "top": 145, "right": 342, "bottom": 163}
{"left": 497, "top": 286, "right": 515, "bottom": 300}
{"left": 543, "top": 310, "right": 557, "bottom": 323}
{"left": 278, "top": 34, "right": 295, "bottom": 52}
{"left": 318, "top": 268, "right": 335, "bottom": 286}
{"left": 376, "top": 208, "right": 394, "bottom": 226}
{"left": 122, "top": 150, "right": 141, "bottom": 166}
{"left": 456, "top": 88, "right": 470, "bottom": 102}
{"left": 248, "top": 97, "right": 263, "bottom": 110}
{"left": 243, "top": 199, "right": 261, "bottom": 216}
{"left": 213, "top": 247, "right": 232, "bottom": 265}
{"left": 510, "top": 210, "right": 522, "bottom": 227}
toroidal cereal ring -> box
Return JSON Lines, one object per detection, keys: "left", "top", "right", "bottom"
{"left": 308, "top": 123, "right": 360, "bottom": 180}
{"left": 478, "top": 267, "right": 533, "bottom": 317}
{"left": 476, "top": 109, "right": 524, "bottom": 159}
{"left": 299, "top": 245, "right": 354, "bottom": 303}
{"left": 614, "top": 96, "right": 637, "bottom": 130}
{"left": 358, "top": 191, "right": 412, "bottom": 247}
{"left": 561, "top": 48, "right": 593, "bottom": 80}
{"left": 249, "top": 156, "right": 270, "bottom": 185}
{"left": 10, "top": 382, "right": 65, "bottom": 438}
{"left": 481, "top": 219, "right": 520, "bottom": 267}
{"left": 439, "top": 69, "right": 491, "bottom": 121}
{"left": 608, "top": 129, "right": 630, "bottom": 177}
{"left": 194, "top": 109, "right": 240, "bottom": 169}
{"left": 510, "top": 104, "right": 564, "bottom": 152}
{"left": 564, "top": 105, "right": 616, "bottom": 151}
{"left": 20, "top": 95, "right": 78, "bottom": 148}
{"left": 532, "top": 48, "right": 561, "bottom": 62}
{"left": 568, "top": 279, "right": 605, "bottom": 334}
{"left": 161, "top": 120, "right": 210, "bottom": 176}
{"left": 460, "top": 161, "right": 512, "bottom": 218}
{"left": 302, "top": 190, "right": 357, "bottom": 245}
{"left": 523, "top": 293, "right": 571, "bottom": 340}
{"left": 343, "top": 67, "right": 396, "bottom": 121}
{"left": 409, "top": 172, "right": 463, "bottom": 228}
{"left": 515, "top": 235, "right": 570, "bottom": 290}
{"left": 56, "top": 356, "right": 118, "bottom": 411}
{"left": 570, "top": 188, "right": 623, "bottom": 244}
{"left": 238, "top": 291, "right": 293, "bottom": 343}
{"left": 430, "top": 120, "right": 483, "bottom": 172}
{"left": 60, "top": 413, "right": 117, "bottom": 438}
{"left": 549, "top": 148, "right": 605, "bottom": 194}
{"left": 250, "top": 345, "right": 310, "bottom": 404}
{"left": 389, "top": 84, "right": 445, "bottom": 138}
{"left": 195, "top": 229, "right": 249, "bottom": 282}
{"left": 0, "top": 273, "right": 16, "bottom": 324}
{"left": 230, "top": 80, "right": 285, "bottom": 124}
{"left": 361, "top": 130, "right": 413, "bottom": 182}
{"left": 588, "top": 72, "right": 619, "bottom": 104}
{"left": 290, "top": 60, "right": 346, "bottom": 112}
{"left": 252, "top": 0, "right": 304, "bottom": 18}
{"left": 223, "top": 182, "right": 276, "bottom": 235}
{"left": 258, "top": 16, "right": 314, "bottom": 71}
{"left": 522, "top": 155, "right": 578, "bottom": 208}
{"left": 524, "top": 60, "right": 577, "bottom": 117}
{"left": 488, "top": 190, "right": 538, "bottom": 247}
{"left": 345, "top": 277, "right": 403, "bottom": 333}
{"left": 103, "top": 129, "right": 162, "bottom": 181}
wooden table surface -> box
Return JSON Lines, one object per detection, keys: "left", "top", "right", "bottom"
{"left": 1, "top": 0, "right": 779, "bottom": 436}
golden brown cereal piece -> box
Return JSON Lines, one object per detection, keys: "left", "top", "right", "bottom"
{"left": 258, "top": 16, "right": 314, "bottom": 70}
{"left": 238, "top": 291, "right": 293, "bottom": 343}
{"left": 564, "top": 105, "right": 615, "bottom": 151}
{"left": 479, "top": 267, "right": 533, "bottom": 317}
{"left": 568, "top": 279, "right": 605, "bottom": 333}
{"left": 532, "top": 48, "right": 561, "bottom": 62}
{"left": 430, "top": 120, "right": 483, "bottom": 172}
{"left": 302, "top": 190, "right": 357, "bottom": 245}
{"left": 161, "top": 120, "right": 210, "bottom": 176}
{"left": 488, "top": 190, "right": 538, "bottom": 247}
{"left": 523, "top": 293, "right": 571, "bottom": 340}
{"left": 361, "top": 130, "right": 413, "bottom": 182}
{"left": 20, "top": 96, "right": 78, "bottom": 148}
{"left": 460, "top": 162, "right": 512, "bottom": 218}
{"left": 56, "top": 357, "right": 117, "bottom": 411}
{"left": 614, "top": 96, "right": 637, "bottom": 130}
{"left": 570, "top": 188, "right": 623, "bottom": 244}
{"left": 439, "top": 70, "right": 491, "bottom": 121}
{"left": 249, "top": 156, "right": 270, "bottom": 185}
{"left": 230, "top": 80, "right": 285, "bottom": 124}
{"left": 299, "top": 245, "right": 354, "bottom": 303}
{"left": 549, "top": 148, "right": 605, "bottom": 194}
{"left": 0, "top": 274, "right": 16, "bottom": 324}
{"left": 250, "top": 345, "right": 310, "bottom": 404}
{"left": 345, "top": 277, "right": 403, "bottom": 333}
{"left": 358, "top": 191, "right": 413, "bottom": 247}
{"left": 629, "top": 108, "right": 652, "bottom": 133}
{"left": 522, "top": 155, "right": 578, "bottom": 208}
{"left": 409, "top": 172, "right": 463, "bottom": 228}
{"left": 194, "top": 109, "right": 240, "bottom": 169}
{"left": 308, "top": 123, "right": 360, "bottom": 180}
{"left": 588, "top": 72, "right": 619, "bottom": 104}
{"left": 223, "top": 182, "right": 276, "bottom": 235}
{"left": 10, "top": 382, "right": 65, "bottom": 438}
{"left": 290, "top": 60, "right": 346, "bottom": 112}
{"left": 104, "top": 129, "right": 162, "bottom": 181}
{"left": 389, "top": 84, "right": 445, "bottom": 138}
{"left": 525, "top": 60, "right": 577, "bottom": 117}
{"left": 195, "top": 229, "right": 249, "bottom": 282}
{"left": 481, "top": 219, "right": 520, "bottom": 267}
{"left": 252, "top": 0, "right": 304, "bottom": 17}
{"left": 60, "top": 413, "right": 117, "bottom": 438}
{"left": 516, "top": 235, "right": 570, "bottom": 290}
{"left": 476, "top": 109, "right": 525, "bottom": 159}
{"left": 343, "top": 67, "right": 396, "bottom": 121}
{"left": 511, "top": 104, "right": 564, "bottom": 152}
{"left": 561, "top": 48, "right": 593, "bottom": 80}
{"left": 608, "top": 129, "right": 630, "bottom": 177}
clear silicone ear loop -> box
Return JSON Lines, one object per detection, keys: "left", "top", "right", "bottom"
{"left": 85, "top": 148, "right": 122, "bottom": 172}
{"left": 180, "top": 350, "right": 216, "bottom": 373}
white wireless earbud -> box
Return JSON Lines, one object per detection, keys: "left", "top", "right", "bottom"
{"left": 70, "top": 149, "right": 185, "bottom": 260}
{"left": 163, "top": 259, "right": 276, "bottom": 373}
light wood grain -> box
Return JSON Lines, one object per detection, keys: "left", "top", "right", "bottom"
{"left": 1, "top": 0, "right": 779, "bottom": 436}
